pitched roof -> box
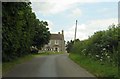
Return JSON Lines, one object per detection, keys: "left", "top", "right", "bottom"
{"left": 50, "top": 34, "right": 63, "bottom": 40}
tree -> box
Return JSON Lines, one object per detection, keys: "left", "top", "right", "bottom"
{"left": 2, "top": 2, "right": 50, "bottom": 62}
{"left": 33, "top": 20, "right": 50, "bottom": 49}
{"left": 66, "top": 40, "right": 74, "bottom": 53}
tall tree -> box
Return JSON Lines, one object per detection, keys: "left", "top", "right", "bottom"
{"left": 2, "top": 2, "right": 50, "bottom": 62}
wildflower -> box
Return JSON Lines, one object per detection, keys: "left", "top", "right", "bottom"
{"left": 101, "top": 56, "right": 103, "bottom": 59}
{"left": 96, "top": 55, "right": 99, "bottom": 57}
{"left": 100, "top": 59, "right": 103, "bottom": 61}
{"left": 103, "top": 48, "right": 106, "bottom": 51}
{"left": 82, "top": 49, "right": 86, "bottom": 52}
{"left": 107, "top": 56, "right": 110, "bottom": 59}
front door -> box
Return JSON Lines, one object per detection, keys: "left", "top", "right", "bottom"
{"left": 55, "top": 47, "right": 58, "bottom": 51}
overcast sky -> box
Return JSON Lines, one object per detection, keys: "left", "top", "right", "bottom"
{"left": 30, "top": 0, "right": 118, "bottom": 41}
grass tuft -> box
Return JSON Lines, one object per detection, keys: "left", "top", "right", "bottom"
{"left": 69, "top": 53, "right": 118, "bottom": 79}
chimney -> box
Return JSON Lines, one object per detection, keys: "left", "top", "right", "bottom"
{"left": 58, "top": 32, "right": 60, "bottom": 34}
{"left": 62, "top": 30, "right": 64, "bottom": 35}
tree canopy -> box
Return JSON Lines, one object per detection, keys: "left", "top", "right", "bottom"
{"left": 2, "top": 2, "right": 50, "bottom": 62}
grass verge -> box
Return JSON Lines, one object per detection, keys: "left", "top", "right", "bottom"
{"left": 2, "top": 54, "right": 35, "bottom": 75}
{"left": 2, "top": 52, "right": 64, "bottom": 75}
{"left": 69, "top": 53, "right": 118, "bottom": 79}
{"left": 34, "top": 51, "right": 64, "bottom": 56}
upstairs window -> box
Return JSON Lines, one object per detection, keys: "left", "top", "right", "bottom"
{"left": 55, "top": 40, "right": 59, "bottom": 45}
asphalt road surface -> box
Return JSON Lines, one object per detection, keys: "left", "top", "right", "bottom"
{"left": 4, "top": 54, "right": 95, "bottom": 77}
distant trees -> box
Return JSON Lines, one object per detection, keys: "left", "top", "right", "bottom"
{"left": 2, "top": 2, "right": 50, "bottom": 62}
{"left": 66, "top": 24, "right": 119, "bottom": 66}
{"left": 66, "top": 40, "right": 74, "bottom": 53}
{"left": 66, "top": 39, "right": 80, "bottom": 53}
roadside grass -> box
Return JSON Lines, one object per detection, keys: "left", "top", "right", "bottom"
{"left": 69, "top": 53, "right": 118, "bottom": 79}
{"left": 2, "top": 51, "right": 64, "bottom": 75}
{"left": 33, "top": 51, "right": 64, "bottom": 57}
{"left": 2, "top": 54, "right": 34, "bottom": 75}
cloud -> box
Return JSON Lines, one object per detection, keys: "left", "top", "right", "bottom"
{"left": 29, "top": 0, "right": 118, "bottom": 42}
{"left": 30, "top": 2, "right": 54, "bottom": 14}
{"left": 43, "top": 20, "right": 54, "bottom": 31}
{"left": 30, "top": 0, "right": 118, "bottom": 3}
{"left": 69, "top": 8, "right": 82, "bottom": 18}
{"left": 30, "top": 1, "right": 76, "bottom": 15}
{"left": 97, "top": 8, "right": 109, "bottom": 13}
{"left": 87, "top": 18, "right": 118, "bottom": 31}
{"left": 64, "top": 24, "right": 89, "bottom": 41}
{"left": 64, "top": 18, "right": 117, "bottom": 41}
{"left": 30, "top": 0, "right": 118, "bottom": 15}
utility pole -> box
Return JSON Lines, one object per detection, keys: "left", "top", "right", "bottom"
{"left": 74, "top": 20, "right": 77, "bottom": 44}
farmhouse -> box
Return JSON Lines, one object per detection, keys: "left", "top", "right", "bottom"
{"left": 42, "top": 30, "right": 65, "bottom": 52}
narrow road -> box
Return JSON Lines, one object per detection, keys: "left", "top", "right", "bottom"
{"left": 4, "top": 54, "right": 95, "bottom": 77}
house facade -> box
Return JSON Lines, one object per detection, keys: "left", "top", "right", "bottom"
{"left": 42, "top": 30, "right": 65, "bottom": 53}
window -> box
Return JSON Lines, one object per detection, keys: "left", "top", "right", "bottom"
{"left": 55, "top": 40, "right": 59, "bottom": 45}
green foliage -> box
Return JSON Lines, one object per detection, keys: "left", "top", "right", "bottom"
{"left": 33, "top": 20, "right": 50, "bottom": 48}
{"left": 66, "top": 40, "right": 74, "bottom": 53}
{"left": 2, "top": 2, "right": 50, "bottom": 62}
{"left": 66, "top": 24, "right": 119, "bottom": 66}
{"left": 69, "top": 53, "right": 118, "bottom": 78}
{"left": 66, "top": 39, "right": 80, "bottom": 53}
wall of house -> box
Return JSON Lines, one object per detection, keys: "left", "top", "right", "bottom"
{"left": 42, "top": 39, "right": 65, "bottom": 52}
{"left": 50, "top": 40, "right": 61, "bottom": 52}
{"left": 43, "top": 40, "right": 65, "bottom": 52}
{"left": 42, "top": 30, "right": 65, "bottom": 53}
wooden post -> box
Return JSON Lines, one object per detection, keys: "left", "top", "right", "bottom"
{"left": 74, "top": 20, "right": 77, "bottom": 44}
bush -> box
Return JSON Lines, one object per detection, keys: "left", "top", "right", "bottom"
{"left": 66, "top": 24, "right": 119, "bottom": 66}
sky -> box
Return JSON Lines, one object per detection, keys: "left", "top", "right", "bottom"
{"left": 30, "top": 0, "right": 118, "bottom": 41}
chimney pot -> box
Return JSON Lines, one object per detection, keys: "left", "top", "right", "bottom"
{"left": 62, "top": 30, "right": 64, "bottom": 35}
